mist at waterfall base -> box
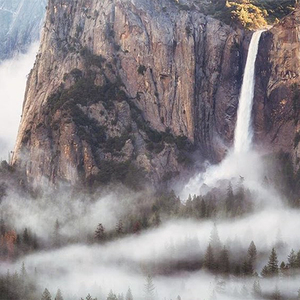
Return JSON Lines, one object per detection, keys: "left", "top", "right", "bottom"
{"left": 0, "top": 43, "right": 39, "bottom": 160}
{"left": 180, "top": 31, "right": 278, "bottom": 208}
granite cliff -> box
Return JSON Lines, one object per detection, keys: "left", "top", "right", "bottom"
{"left": 0, "top": 0, "right": 47, "bottom": 60}
{"left": 254, "top": 7, "right": 300, "bottom": 172}
{"left": 12, "top": 0, "right": 300, "bottom": 188}
{"left": 12, "top": 0, "right": 247, "bottom": 186}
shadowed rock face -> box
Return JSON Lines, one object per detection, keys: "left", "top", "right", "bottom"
{"left": 0, "top": 0, "right": 47, "bottom": 60}
{"left": 12, "top": 0, "right": 247, "bottom": 186}
{"left": 254, "top": 7, "right": 300, "bottom": 169}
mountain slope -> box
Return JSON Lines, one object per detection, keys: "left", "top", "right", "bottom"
{"left": 0, "top": 0, "right": 47, "bottom": 60}
{"left": 254, "top": 7, "right": 300, "bottom": 170}
{"left": 12, "top": 0, "right": 246, "bottom": 186}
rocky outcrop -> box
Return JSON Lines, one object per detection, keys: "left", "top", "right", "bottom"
{"left": 254, "top": 7, "right": 300, "bottom": 169}
{"left": 0, "top": 0, "right": 47, "bottom": 60}
{"left": 12, "top": 0, "right": 247, "bottom": 186}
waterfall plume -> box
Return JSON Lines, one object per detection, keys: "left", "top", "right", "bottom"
{"left": 180, "top": 31, "right": 266, "bottom": 199}
{"left": 234, "top": 30, "right": 264, "bottom": 153}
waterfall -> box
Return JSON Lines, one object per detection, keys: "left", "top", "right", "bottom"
{"left": 233, "top": 30, "right": 264, "bottom": 153}
{"left": 179, "top": 30, "right": 266, "bottom": 200}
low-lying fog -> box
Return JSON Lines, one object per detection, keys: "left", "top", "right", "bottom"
{"left": 0, "top": 43, "right": 39, "bottom": 160}
{"left": 1, "top": 184, "right": 300, "bottom": 299}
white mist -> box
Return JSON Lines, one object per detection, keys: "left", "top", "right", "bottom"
{"left": 0, "top": 43, "right": 38, "bottom": 160}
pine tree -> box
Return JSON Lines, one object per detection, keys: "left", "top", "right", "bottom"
{"left": 153, "top": 212, "right": 161, "bottom": 227}
{"left": 247, "top": 241, "right": 257, "bottom": 264}
{"left": 0, "top": 218, "right": 6, "bottom": 236}
{"left": 243, "top": 241, "right": 256, "bottom": 275}
{"left": 262, "top": 248, "right": 279, "bottom": 277}
{"left": 225, "top": 183, "right": 234, "bottom": 216}
{"left": 126, "top": 288, "right": 133, "bottom": 300}
{"left": 296, "top": 250, "right": 300, "bottom": 268}
{"left": 261, "top": 265, "right": 269, "bottom": 277}
{"left": 22, "top": 228, "right": 31, "bottom": 252}
{"left": 107, "top": 290, "right": 117, "bottom": 300}
{"left": 268, "top": 248, "right": 279, "bottom": 276}
{"left": 41, "top": 288, "right": 52, "bottom": 300}
{"left": 280, "top": 261, "right": 288, "bottom": 277}
{"left": 288, "top": 249, "right": 297, "bottom": 268}
{"left": 242, "top": 260, "right": 253, "bottom": 276}
{"left": 87, "top": 294, "right": 98, "bottom": 300}
{"left": 116, "top": 220, "right": 124, "bottom": 236}
{"left": 144, "top": 275, "right": 155, "bottom": 300}
{"left": 200, "top": 199, "right": 207, "bottom": 218}
{"left": 209, "top": 224, "right": 221, "bottom": 251}
{"left": 141, "top": 215, "right": 149, "bottom": 229}
{"left": 204, "top": 244, "right": 215, "bottom": 271}
{"left": 20, "top": 262, "right": 27, "bottom": 278}
{"left": 219, "top": 246, "right": 230, "bottom": 274}
{"left": 94, "top": 223, "right": 105, "bottom": 242}
{"left": 55, "top": 289, "right": 63, "bottom": 300}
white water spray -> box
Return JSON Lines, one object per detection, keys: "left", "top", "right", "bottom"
{"left": 234, "top": 30, "right": 264, "bottom": 153}
{"left": 179, "top": 31, "right": 273, "bottom": 200}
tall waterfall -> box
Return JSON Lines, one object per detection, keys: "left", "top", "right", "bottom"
{"left": 234, "top": 31, "right": 264, "bottom": 153}
{"left": 180, "top": 30, "right": 266, "bottom": 200}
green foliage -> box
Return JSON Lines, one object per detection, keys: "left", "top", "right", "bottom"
{"left": 129, "top": 98, "right": 194, "bottom": 159}
{"left": 48, "top": 77, "right": 126, "bottom": 115}
{"left": 253, "top": 0, "right": 296, "bottom": 23}
{"left": 204, "top": 244, "right": 215, "bottom": 271}
{"left": 63, "top": 68, "right": 83, "bottom": 82}
{"left": 227, "top": 1, "right": 268, "bottom": 29}
{"left": 94, "top": 223, "right": 106, "bottom": 242}
{"left": 0, "top": 266, "right": 39, "bottom": 300}
{"left": 137, "top": 65, "right": 147, "bottom": 75}
{"left": 69, "top": 68, "right": 83, "bottom": 82}
{"left": 88, "top": 160, "right": 145, "bottom": 191}
{"left": 104, "top": 135, "right": 129, "bottom": 153}
{"left": 79, "top": 46, "right": 106, "bottom": 68}
{"left": 262, "top": 248, "right": 279, "bottom": 277}
{"left": 82, "top": 294, "right": 97, "bottom": 300}
{"left": 107, "top": 290, "right": 117, "bottom": 300}
{"left": 195, "top": 0, "right": 296, "bottom": 29}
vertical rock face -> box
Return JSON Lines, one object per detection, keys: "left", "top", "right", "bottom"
{"left": 254, "top": 7, "right": 300, "bottom": 168}
{"left": 0, "top": 0, "right": 47, "bottom": 60}
{"left": 12, "top": 0, "right": 246, "bottom": 186}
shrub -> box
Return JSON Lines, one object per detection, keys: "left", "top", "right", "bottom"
{"left": 137, "top": 65, "right": 147, "bottom": 75}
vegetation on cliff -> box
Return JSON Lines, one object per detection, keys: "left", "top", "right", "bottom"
{"left": 186, "top": 0, "right": 297, "bottom": 29}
